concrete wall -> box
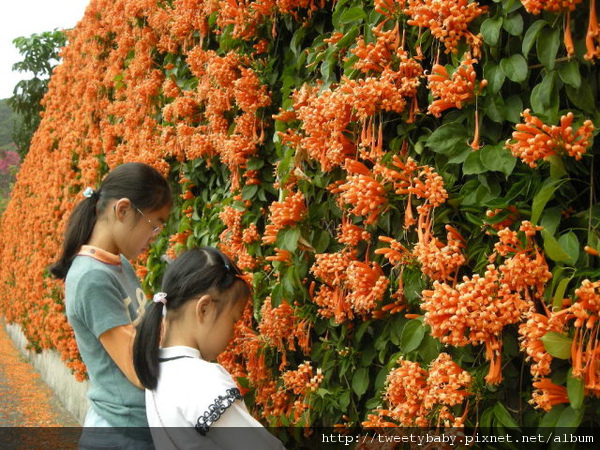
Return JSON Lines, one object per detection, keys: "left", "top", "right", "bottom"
{"left": 5, "top": 322, "right": 88, "bottom": 424}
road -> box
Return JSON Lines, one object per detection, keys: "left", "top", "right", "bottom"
{"left": 0, "top": 321, "right": 80, "bottom": 448}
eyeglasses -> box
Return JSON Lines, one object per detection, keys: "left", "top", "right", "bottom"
{"left": 132, "top": 204, "right": 165, "bottom": 235}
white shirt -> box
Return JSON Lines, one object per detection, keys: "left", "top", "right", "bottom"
{"left": 146, "top": 346, "right": 285, "bottom": 450}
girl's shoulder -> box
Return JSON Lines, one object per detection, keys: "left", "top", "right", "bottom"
{"left": 159, "top": 348, "right": 237, "bottom": 390}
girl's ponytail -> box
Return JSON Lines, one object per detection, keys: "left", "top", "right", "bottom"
{"left": 133, "top": 299, "right": 165, "bottom": 390}
{"left": 49, "top": 195, "right": 99, "bottom": 279}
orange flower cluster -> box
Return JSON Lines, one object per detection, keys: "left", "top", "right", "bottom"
{"left": 310, "top": 250, "right": 389, "bottom": 322}
{"left": 337, "top": 217, "right": 372, "bottom": 247}
{"left": 371, "top": 155, "right": 448, "bottom": 233}
{"left": 405, "top": 0, "right": 488, "bottom": 55}
{"left": 485, "top": 205, "right": 520, "bottom": 231}
{"left": 423, "top": 222, "right": 551, "bottom": 384}
{"left": 505, "top": 109, "right": 595, "bottom": 168}
{"left": 179, "top": 47, "right": 271, "bottom": 189}
{"left": 530, "top": 378, "right": 570, "bottom": 412}
{"left": 346, "top": 261, "right": 390, "bottom": 316}
{"left": 290, "top": 47, "right": 422, "bottom": 169}
{"left": 427, "top": 53, "right": 486, "bottom": 118}
{"left": 329, "top": 160, "right": 388, "bottom": 225}
{"left": 585, "top": 0, "right": 600, "bottom": 60}
{"left": 218, "top": 309, "right": 286, "bottom": 419}
{"left": 519, "top": 311, "right": 567, "bottom": 378}
{"left": 258, "top": 297, "right": 311, "bottom": 369}
{"left": 374, "top": 0, "right": 406, "bottom": 19}
{"left": 309, "top": 251, "right": 356, "bottom": 323}
{"left": 521, "top": 0, "right": 583, "bottom": 14}
{"left": 262, "top": 191, "right": 307, "bottom": 244}
{"left": 412, "top": 220, "right": 466, "bottom": 282}
{"left": 218, "top": 206, "right": 258, "bottom": 270}
{"left": 422, "top": 265, "right": 527, "bottom": 384}
{"left": 290, "top": 84, "right": 356, "bottom": 171}
{"left": 548, "top": 280, "right": 600, "bottom": 396}
{"left": 280, "top": 361, "right": 323, "bottom": 424}
{"left": 281, "top": 361, "right": 323, "bottom": 395}
{"left": 367, "top": 354, "right": 471, "bottom": 427}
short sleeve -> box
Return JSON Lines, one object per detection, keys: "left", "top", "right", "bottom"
{"left": 179, "top": 364, "right": 285, "bottom": 450}
{"left": 205, "top": 403, "right": 285, "bottom": 450}
{"left": 73, "top": 268, "right": 132, "bottom": 338}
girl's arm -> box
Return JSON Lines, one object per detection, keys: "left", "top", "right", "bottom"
{"left": 99, "top": 323, "right": 144, "bottom": 389}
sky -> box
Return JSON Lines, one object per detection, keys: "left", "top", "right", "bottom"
{"left": 1, "top": 0, "right": 90, "bottom": 100}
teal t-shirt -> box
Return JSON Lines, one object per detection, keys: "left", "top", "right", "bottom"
{"left": 65, "top": 248, "right": 148, "bottom": 428}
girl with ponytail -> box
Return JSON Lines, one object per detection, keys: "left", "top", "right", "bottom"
{"left": 50, "top": 162, "right": 172, "bottom": 448}
{"left": 133, "top": 247, "right": 284, "bottom": 450}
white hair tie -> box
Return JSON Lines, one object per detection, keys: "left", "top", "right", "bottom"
{"left": 83, "top": 187, "right": 96, "bottom": 198}
{"left": 153, "top": 292, "right": 167, "bottom": 316}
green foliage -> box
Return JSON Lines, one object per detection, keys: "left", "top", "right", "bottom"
{"left": 8, "top": 30, "right": 67, "bottom": 157}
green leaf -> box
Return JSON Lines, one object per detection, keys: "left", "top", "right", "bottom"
{"left": 542, "top": 229, "right": 572, "bottom": 263}
{"left": 290, "top": 28, "right": 306, "bottom": 57}
{"left": 425, "top": 123, "right": 468, "bottom": 155}
{"left": 280, "top": 227, "right": 300, "bottom": 251}
{"left": 480, "top": 144, "right": 517, "bottom": 177}
{"left": 503, "top": 95, "right": 523, "bottom": 123}
{"left": 540, "top": 331, "right": 572, "bottom": 359}
{"left": 556, "top": 405, "right": 584, "bottom": 430}
{"left": 537, "top": 27, "right": 560, "bottom": 70}
{"left": 558, "top": 59, "right": 581, "bottom": 88}
{"left": 241, "top": 184, "right": 258, "bottom": 200}
{"left": 481, "top": 17, "right": 503, "bottom": 46}
{"left": 493, "top": 402, "right": 520, "bottom": 429}
{"left": 503, "top": 14, "right": 523, "bottom": 36}
{"left": 463, "top": 150, "right": 487, "bottom": 175}
{"left": 523, "top": 20, "right": 547, "bottom": 56}
{"left": 532, "top": 179, "right": 561, "bottom": 225}
{"left": 500, "top": 54, "right": 528, "bottom": 83}
{"left": 484, "top": 62, "right": 506, "bottom": 95}
{"left": 530, "top": 71, "right": 557, "bottom": 116}
{"left": 553, "top": 276, "right": 571, "bottom": 309}
{"left": 339, "top": 7, "right": 367, "bottom": 24}
{"left": 352, "top": 367, "right": 369, "bottom": 397}
{"left": 558, "top": 232, "right": 579, "bottom": 265}
{"left": 400, "top": 319, "right": 425, "bottom": 353}
{"left": 566, "top": 81, "right": 596, "bottom": 115}
{"left": 335, "top": 27, "right": 359, "bottom": 49}
{"left": 538, "top": 404, "right": 566, "bottom": 429}
{"left": 548, "top": 154, "right": 567, "bottom": 179}
{"left": 567, "top": 369, "right": 584, "bottom": 410}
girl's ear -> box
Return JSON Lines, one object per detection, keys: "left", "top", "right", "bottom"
{"left": 195, "top": 295, "right": 213, "bottom": 323}
{"left": 113, "top": 198, "right": 132, "bottom": 221}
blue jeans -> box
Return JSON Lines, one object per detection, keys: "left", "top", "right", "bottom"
{"left": 79, "top": 407, "right": 155, "bottom": 450}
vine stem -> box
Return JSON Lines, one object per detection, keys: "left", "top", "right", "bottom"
{"left": 528, "top": 56, "right": 572, "bottom": 70}
{"left": 589, "top": 155, "right": 595, "bottom": 235}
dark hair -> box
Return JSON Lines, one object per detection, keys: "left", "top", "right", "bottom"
{"left": 133, "top": 247, "right": 250, "bottom": 390}
{"left": 49, "top": 162, "right": 172, "bottom": 279}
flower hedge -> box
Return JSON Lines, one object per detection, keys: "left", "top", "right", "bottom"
{"left": 1, "top": 0, "right": 599, "bottom": 440}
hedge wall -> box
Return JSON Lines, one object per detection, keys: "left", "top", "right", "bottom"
{"left": 1, "top": 0, "right": 600, "bottom": 440}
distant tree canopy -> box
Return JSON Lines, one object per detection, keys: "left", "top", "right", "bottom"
{"left": 8, "top": 30, "right": 67, "bottom": 157}
{"left": 0, "top": 100, "right": 17, "bottom": 151}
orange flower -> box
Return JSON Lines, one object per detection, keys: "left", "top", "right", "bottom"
{"left": 427, "top": 53, "right": 485, "bottom": 118}
{"left": 506, "top": 109, "right": 594, "bottom": 168}
{"left": 329, "top": 159, "right": 388, "bottom": 225}
{"left": 373, "top": 354, "right": 471, "bottom": 427}
{"left": 262, "top": 191, "right": 307, "bottom": 244}
{"left": 585, "top": 0, "right": 600, "bottom": 60}
{"left": 405, "top": 0, "right": 488, "bottom": 56}
{"left": 530, "top": 378, "right": 570, "bottom": 411}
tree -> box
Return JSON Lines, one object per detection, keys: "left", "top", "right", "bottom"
{"left": 8, "top": 30, "right": 67, "bottom": 157}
